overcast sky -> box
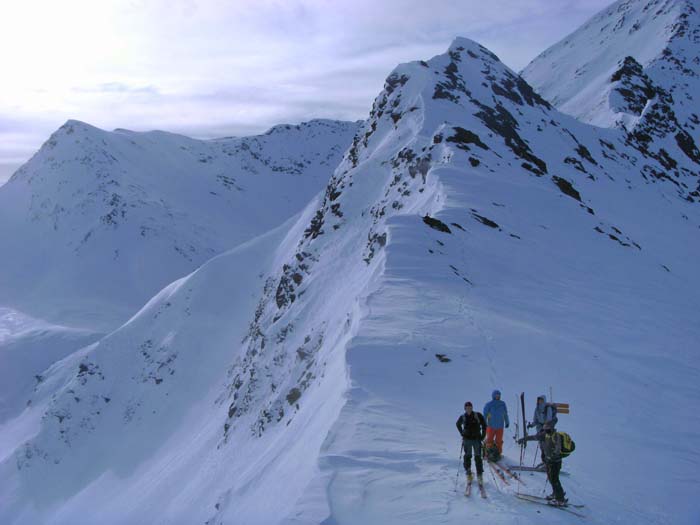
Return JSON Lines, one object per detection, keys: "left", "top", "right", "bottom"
{"left": 0, "top": 0, "right": 614, "bottom": 184}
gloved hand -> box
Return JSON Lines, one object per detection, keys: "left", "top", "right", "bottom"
{"left": 517, "top": 438, "right": 525, "bottom": 445}
{"left": 527, "top": 422, "right": 534, "bottom": 429}
{"left": 506, "top": 423, "right": 509, "bottom": 428}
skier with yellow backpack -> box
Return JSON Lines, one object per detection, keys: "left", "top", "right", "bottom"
{"left": 518, "top": 420, "right": 575, "bottom": 506}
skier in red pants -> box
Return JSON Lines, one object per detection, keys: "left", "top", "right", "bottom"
{"left": 483, "top": 389, "right": 509, "bottom": 459}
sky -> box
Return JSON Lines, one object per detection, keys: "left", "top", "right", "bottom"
{"left": 0, "top": 0, "right": 614, "bottom": 184}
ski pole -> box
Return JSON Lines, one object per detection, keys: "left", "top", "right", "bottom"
{"left": 541, "top": 463, "right": 549, "bottom": 496}
{"left": 454, "top": 442, "right": 463, "bottom": 492}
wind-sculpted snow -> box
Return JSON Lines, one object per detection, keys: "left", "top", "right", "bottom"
{"left": 0, "top": 119, "right": 359, "bottom": 331}
{"left": 1, "top": 32, "right": 699, "bottom": 525}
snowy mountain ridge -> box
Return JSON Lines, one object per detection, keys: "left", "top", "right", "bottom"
{"left": 1, "top": 1, "right": 700, "bottom": 523}
{"left": 0, "top": 118, "right": 359, "bottom": 331}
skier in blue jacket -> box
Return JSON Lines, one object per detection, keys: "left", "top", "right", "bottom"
{"left": 528, "top": 394, "right": 558, "bottom": 434}
{"left": 483, "top": 389, "right": 509, "bottom": 456}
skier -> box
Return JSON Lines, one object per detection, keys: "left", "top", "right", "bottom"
{"left": 528, "top": 395, "right": 558, "bottom": 433}
{"left": 483, "top": 389, "right": 509, "bottom": 458}
{"left": 519, "top": 421, "right": 567, "bottom": 505}
{"left": 456, "top": 401, "right": 487, "bottom": 484}
{"left": 527, "top": 394, "right": 558, "bottom": 466}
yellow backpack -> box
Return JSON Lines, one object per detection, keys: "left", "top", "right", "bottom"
{"left": 557, "top": 431, "right": 576, "bottom": 458}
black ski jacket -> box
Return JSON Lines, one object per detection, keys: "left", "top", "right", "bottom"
{"left": 456, "top": 411, "right": 486, "bottom": 440}
{"left": 522, "top": 431, "right": 563, "bottom": 463}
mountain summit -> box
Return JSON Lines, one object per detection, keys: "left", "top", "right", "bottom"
{"left": 522, "top": 0, "right": 699, "bottom": 138}
{"left": 0, "top": 119, "right": 358, "bottom": 330}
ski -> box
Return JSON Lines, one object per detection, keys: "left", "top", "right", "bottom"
{"left": 520, "top": 392, "right": 528, "bottom": 449}
{"left": 515, "top": 494, "right": 586, "bottom": 517}
{"left": 487, "top": 461, "right": 510, "bottom": 485}
{"left": 497, "top": 461, "right": 524, "bottom": 483}
{"left": 507, "top": 464, "right": 570, "bottom": 476}
{"left": 516, "top": 493, "right": 584, "bottom": 508}
{"left": 507, "top": 465, "right": 546, "bottom": 472}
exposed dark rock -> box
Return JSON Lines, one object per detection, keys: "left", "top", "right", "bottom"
{"left": 384, "top": 73, "right": 410, "bottom": 95}
{"left": 675, "top": 131, "right": 700, "bottom": 164}
{"left": 514, "top": 76, "right": 551, "bottom": 109}
{"left": 447, "top": 127, "right": 489, "bottom": 151}
{"left": 275, "top": 274, "right": 296, "bottom": 309}
{"left": 470, "top": 211, "right": 499, "bottom": 229}
{"left": 364, "top": 231, "right": 387, "bottom": 263}
{"left": 304, "top": 209, "right": 325, "bottom": 239}
{"left": 433, "top": 59, "right": 471, "bottom": 102}
{"left": 610, "top": 56, "right": 656, "bottom": 117}
{"left": 576, "top": 144, "right": 598, "bottom": 165}
{"left": 286, "top": 388, "right": 301, "bottom": 405}
{"left": 552, "top": 176, "right": 582, "bottom": 202}
{"left": 474, "top": 103, "right": 547, "bottom": 175}
{"left": 492, "top": 78, "right": 523, "bottom": 106}
{"left": 423, "top": 215, "right": 452, "bottom": 233}
{"left": 565, "top": 157, "right": 588, "bottom": 173}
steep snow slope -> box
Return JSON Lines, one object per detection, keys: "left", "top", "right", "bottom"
{"left": 522, "top": 0, "right": 700, "bottom": 138}
{"left": 1, "top": 36, "right": 699, "bottom": 525}
{"left": 0, "top": 119, "right": 358, "bottom": 331}
{"left": 0, "top": 308, "right": 99, "bottom": 424}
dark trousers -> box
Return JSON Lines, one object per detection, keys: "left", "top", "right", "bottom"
{"left": 463, "top": 439, "right": 484, "bottom": 475}
{"left": 546, "top": 460, "right": 565, "bottom": 500}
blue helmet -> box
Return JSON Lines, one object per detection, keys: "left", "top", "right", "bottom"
{"left": 492, "top": 389, "right": 501, "bottom": 399}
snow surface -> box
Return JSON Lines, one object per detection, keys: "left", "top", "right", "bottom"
{"left": 0, "top": 307, "right": 99, "bottom": 424}
{"left": 1, "top": 11, "right": 700, "bottom": 525}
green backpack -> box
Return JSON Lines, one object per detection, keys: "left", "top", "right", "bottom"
{"left": 557, "top": 431, "right": 576, "bottom": 457}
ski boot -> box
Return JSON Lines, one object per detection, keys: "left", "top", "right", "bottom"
{"left": 477, "top": 473, "right": 483, "bottom": 486}
{"left": 549, "top": 498, "right": 568, "bottom": 507}
{"left": 466, "top": 471, "right": 473, "bottom": 482}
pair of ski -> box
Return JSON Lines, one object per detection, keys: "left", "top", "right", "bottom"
{"left": 488, "top": 460, "right": 522, "bottom": 485}
{"left": 465, "top": 476, "right": 487, "bottom": 499}
{"left": 515, "top": 493, "right": 586, "bottom": 518}
{"left": 507, "top": 464, "right": 546, "bottom": 473}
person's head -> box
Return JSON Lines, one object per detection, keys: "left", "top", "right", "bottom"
{"left": 492, "top": 389, "right": 501, "bottom": 400}
{"left": 537, "top": 395, "right": 546, "bottom": 405}
{"left": 464, "top": 401, "right": 473, "bottom": 414}
{"left": 543, "top": 421, "right": 555, "bottom": 433}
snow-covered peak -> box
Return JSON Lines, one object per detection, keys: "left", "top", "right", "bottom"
{"left": 0, "top": 118, "right": 359, "bottom": 330}
{"left": 522, "top": 0, "right": 699, "bottom": 137}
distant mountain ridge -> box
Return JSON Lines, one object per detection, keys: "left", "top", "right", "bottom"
{"left": 0, "top": 118, "right": 359, "bottom": 330}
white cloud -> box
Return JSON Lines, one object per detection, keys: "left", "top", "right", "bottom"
{"left": 0, "top": 0, "right": 614, "bottom": 167}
